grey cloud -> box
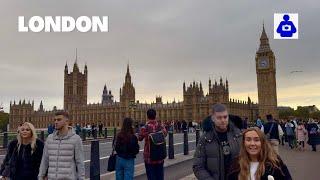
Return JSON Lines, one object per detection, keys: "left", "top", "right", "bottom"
{"left": 1, "top": 0, "right": 319, "bottom": 112}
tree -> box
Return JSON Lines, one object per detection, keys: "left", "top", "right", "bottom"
{"left": 295, "top": 107, "right": 310, "bottom": 119}
{"left": 278, "top": 106, "right": 320, "bottom": 120}
{"left": 279, "top": 108, "right": 295, "bottom": 119}
{"left": 0, "top": 112, "right": 9, "bottom": 132}
{"left": 310, "top": 111, "right": 320, "bottom": 120}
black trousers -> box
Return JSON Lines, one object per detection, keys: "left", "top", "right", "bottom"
{"left": 145, "top": 162, "right": 164, "bottom": 180}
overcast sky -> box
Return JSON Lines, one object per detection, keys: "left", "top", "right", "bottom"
{"left": 1, "top": 0, "right": 319, "bottom": 112}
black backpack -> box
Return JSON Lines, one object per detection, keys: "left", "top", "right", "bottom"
{"left": 146, "top": 124, "right": 167, "bottom": 161}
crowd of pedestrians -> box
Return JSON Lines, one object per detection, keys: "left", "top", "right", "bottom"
{"left": 61, "top": 121, "right": 107, "bottom": 138}
{"left": 1, "top": 103, "right": 319, "bottom": 180}
{"left": 257, "top": 116, "right": 320, "bottom": 152}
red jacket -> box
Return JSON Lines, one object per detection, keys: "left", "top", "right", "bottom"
{"left": 138, "top": 120, "right": 167, "bottom": 164}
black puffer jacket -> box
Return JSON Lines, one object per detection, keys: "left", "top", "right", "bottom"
{"left": 115, "top": 134, "right": 140, "bottom": 159}
{"left": 0, "top": 139, "right": 44, "bottom": 180}
{"left": 227, "top": 156, "right": 292, "bottom": 180}
{"left": 193, "top": 121, "right": 242, "bottom": 180}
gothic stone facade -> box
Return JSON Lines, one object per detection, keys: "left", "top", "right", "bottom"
{"left": 9, "top": 26, "right": 277, "bottom": 130}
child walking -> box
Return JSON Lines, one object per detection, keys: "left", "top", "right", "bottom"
{"left": 296, "top": 122, "right": 308, "bottom": 151}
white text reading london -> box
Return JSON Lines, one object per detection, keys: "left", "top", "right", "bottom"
{"left": 18, "top": 16, "right": 108, "bottom": 32}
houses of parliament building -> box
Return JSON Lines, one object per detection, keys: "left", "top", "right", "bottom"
{"left": 9, "top": 26, "right": 278, "bottom": 129}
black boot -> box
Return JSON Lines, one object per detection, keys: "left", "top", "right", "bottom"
{"left": 312, "top": 145, "right": 317, "bottom": 152}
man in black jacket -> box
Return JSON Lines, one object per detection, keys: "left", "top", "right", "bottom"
{"left": 263, "top": 114, "right": 283, "bottom": 154}
{"left": 193, "top": 103, "right": 242, "bottom": 180}
{"left": 98, "top": 122, "right": 103, "bottom": 137}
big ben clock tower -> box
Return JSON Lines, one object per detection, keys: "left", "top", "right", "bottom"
{"left": 256, "top": 24, "right": 278, "bottom": 119}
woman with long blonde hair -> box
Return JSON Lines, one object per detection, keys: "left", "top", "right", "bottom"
{"left": 227, "top": 127, "right": 292, "bottom": 180}
{"left": 0, "top": 122, "right": 44, "bottom": 180}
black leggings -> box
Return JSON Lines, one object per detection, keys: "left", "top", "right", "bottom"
{"left": 298, "top": 141, "right": 305, "bottom": 148}
{"left": 287, "top": 135, "right": 295, "bottom": 149}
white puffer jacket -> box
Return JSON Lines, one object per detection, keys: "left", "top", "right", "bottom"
{"left": 38, "top": 128, "right": 85, "bottom": 180}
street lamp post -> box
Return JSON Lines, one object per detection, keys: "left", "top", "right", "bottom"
{"left": 129, "top": 100, "right": 137, "bottom": 119}
{"left": 129, "top": 100, "right": 138, "bottom": 132}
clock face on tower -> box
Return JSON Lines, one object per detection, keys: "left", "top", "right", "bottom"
{"left": 258, "top": 57, "right": 269, "bottom": 69}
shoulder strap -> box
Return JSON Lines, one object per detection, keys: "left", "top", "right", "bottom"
{"left": 145, "top": 124, "right": 149, "bottom": 132}
{"left": 111, "top": 136, "right": 116, "bottom": 155}
{"left": 146, "top": 125, "right": 153, "bottom": 147}
{"left": 268, "top": 122, "right": 275, "bottom": 134}
{"left": 156, "top": 122, "right": 162, "bottom": 132}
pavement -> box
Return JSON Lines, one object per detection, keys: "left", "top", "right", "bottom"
{"left": 279, "top": 144, "right": 320, "bottom": 179}
{"left": 180, "top": 174, "right": 197, "bottom": 180}
{"left": 104, "top": 150, "right": 195, "bottom": 180}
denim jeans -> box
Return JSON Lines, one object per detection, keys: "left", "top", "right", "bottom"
{"left": 145, "top": 163, "right": 164, "bottom": 180}
{"left": 115, "top": 156, "right": 135, "bottom": 180}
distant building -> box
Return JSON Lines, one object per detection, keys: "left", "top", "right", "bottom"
{"left": 278, "top": 106, "right": 294, "bottom": 111}
{"left": 9, "top": 25, "right": 279, "bottom": 129}
{"left": 297, "top": 105, "right": 319, "bottom": 113}
{"left": 102, "top": 85, "right": 114, "bottom": 105}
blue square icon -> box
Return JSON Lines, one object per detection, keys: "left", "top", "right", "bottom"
{"left": 274, "top": 13, "right": 298, "bottom": 39}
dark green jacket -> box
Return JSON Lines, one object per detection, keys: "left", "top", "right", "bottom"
{"left": 193, "top": 121, "right": 242, "bottom": 180}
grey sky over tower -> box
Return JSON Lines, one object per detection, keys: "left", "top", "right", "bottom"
{"left": 0, "top": 0, "right": 319, "bottom": 112}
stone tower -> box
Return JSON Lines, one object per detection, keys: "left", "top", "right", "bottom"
{"left": 208, "top": 77, "right": 229, "bottom": 104}
{"left": 9, "top": 100, "right": 34, "bottom": 129}
{"left": 183, "top": 81, "right": 204, "bottom": 122}
{"left": 120, "top": 64, "right": 135, "bottom": 106}
{"left": 39, "top": 100, "right": 44, "bottom": 111}
{"left": 255, "top": 24, "right": 278, "bottom": 119}
{"left": 102, "top": 84, "right": 114, "bottom": 105}
{"left": 64, "top": 60, "right": 88, "bottom": 111}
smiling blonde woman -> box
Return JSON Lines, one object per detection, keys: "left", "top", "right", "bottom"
{"left": 0, "top": 122, "right": 44, "bottom": 180}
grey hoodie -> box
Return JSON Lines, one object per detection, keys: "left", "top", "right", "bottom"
{"left": 38, "top": 128, "right": 85, "bottom": 180}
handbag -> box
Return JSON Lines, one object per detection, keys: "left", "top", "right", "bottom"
{"left": 107, "top": 138, "right": 117, "bottom": 172}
